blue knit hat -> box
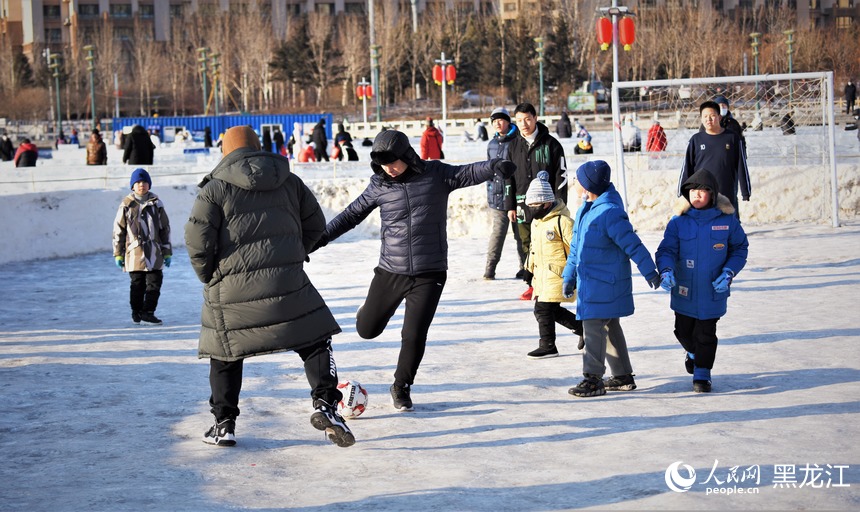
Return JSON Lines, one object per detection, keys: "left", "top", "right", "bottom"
{"left": 576, "top": 160, "right": 611, "bottom": 195}
{"left": 130, "top": 168, "right": 152, "bottom": 190}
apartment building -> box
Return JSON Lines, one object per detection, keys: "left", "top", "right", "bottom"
{"left": 2, "top": 0, "right": 857, "bottom": 65}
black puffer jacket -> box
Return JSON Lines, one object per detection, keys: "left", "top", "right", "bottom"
{"left": 505, "top": 121, "right": 568, "bottom": 221}
{"left": 185, "top": 148, "right": 340, "bottom": 361}
{"left": 486, "top": 124, "right": 518, "bottom": 211}
{"left": 324, "top": 130, "right": 514, "bottom": 275}
{"left": 122, "top": 125, "right": 155, "bottom": 165}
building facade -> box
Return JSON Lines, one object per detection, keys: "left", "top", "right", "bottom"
{"left": 2, "top": 0, "right": 857, "bottom": 64}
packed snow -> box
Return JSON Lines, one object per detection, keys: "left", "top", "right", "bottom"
{"left": 1, "top": 126, "right": 859, "bottom": 510}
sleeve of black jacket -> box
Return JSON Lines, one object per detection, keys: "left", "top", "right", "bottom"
{"left": 295, "top": 176, "right": 326, "bottom": 254}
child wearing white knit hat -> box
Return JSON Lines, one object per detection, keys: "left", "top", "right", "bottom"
{"left": 523, "top": 171, "right": 583, "bottom": 359}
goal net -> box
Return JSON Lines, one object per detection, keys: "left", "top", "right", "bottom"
{"left": 611, "top": 72, "right": 838, "bottom": 227}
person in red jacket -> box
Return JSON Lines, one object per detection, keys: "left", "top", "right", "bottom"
{"left": 646, "top": 121, "right": 667, "bottom": 152}
{"left": 14, "top": 138, "right": 39, "bottom": 167}
{"left": 419, "top": 117, "right": 444, "bottom": 160}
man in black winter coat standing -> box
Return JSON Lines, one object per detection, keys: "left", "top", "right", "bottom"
{"left": 311, "top": 119, "right": 329, "bottom": 161}
{"left": 312, "top": 130, "right": 516, "bottom": 412}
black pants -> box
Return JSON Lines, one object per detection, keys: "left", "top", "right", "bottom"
{"left": 314, "top": 147, "right": 329, "bottom": 161}
{"left": 673, "top": 313, "right": 720, "bottom": 370}
{"left": 129, "top": 270, "right": 162, "bottom": 313}
{"left": 208, "top": 337, "right": 341, "bottom": 421}
{"left": 356, "top": 267, "right": 447, "bottom": 387}
{"left": 534, "top": 301, "right": 581, "bottom": 347}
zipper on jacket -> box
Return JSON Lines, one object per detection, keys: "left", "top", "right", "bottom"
{"left": 404, "top": 183, "right": 414, "bottom": 275}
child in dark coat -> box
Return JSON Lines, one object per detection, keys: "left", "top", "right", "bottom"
{"left": 655, "top": 169, "right": 749, "bottom": 392}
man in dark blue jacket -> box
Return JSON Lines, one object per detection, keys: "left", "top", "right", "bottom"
{"left": 314, "top": 130, "right": 515, "bottom": 411}
{"left": 484, "top": 107, "right": 522, "bottom": 280}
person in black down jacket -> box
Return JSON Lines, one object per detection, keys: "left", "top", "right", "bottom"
{"left": 312, "top": 129, "right": 516, "bottom": 412}
{"left": 185, "top": 125, "right": 354, "bottom": 449}
{"left": 122, "top": 124, "right": 155, "bottom": 165}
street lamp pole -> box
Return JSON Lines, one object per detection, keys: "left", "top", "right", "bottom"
{"left": 42, "top": 48, "right": 55, "bottom": 128}
{"left": 534, "top": 37, "right": 545, "bottom": 117}
{"left": 750, "top": 32, "right": 762, "bottom": 129}
{"left": 84, "top": 45, "right": 96, "bottom": 130}
{"left": 598, "top": 0, "right": 630, "bottom": 209}
{"left": 371, "top": 45, "right": 381, "bottom": 123}
{"left": 49, "top": 55, "right": 63, "bottom": 137}
{"left": 211, "top": 53, "right": 221, "bottom": 116}
{"left": 784, "top": 29, "right": 795, "bottom": 105}
{"left": 197, "top": 47, "right": 209, "bottom": 115}
{"left": 358, "top": 77, "right": 370, "bottom": 124}
{"left": 435, "top": 52, "right": 453, "bottom": 149}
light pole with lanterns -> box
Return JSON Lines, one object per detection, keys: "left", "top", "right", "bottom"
{"left": 84, "top": 45, "right": 96, "bottom": 130}
{"left": 356, "top": 77, "right": 372, "bottom": 124}
{"left": 596, "top": 0, "right": 634, "bottom": 209}
{"left": 534, "top": 37, "right": 544, "bottom": 117}
{"left": 433, "top": 52, "right": 456, "bottom": 149}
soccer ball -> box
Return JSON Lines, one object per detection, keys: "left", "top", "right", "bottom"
{"left": 337, "top": 380, "right": 368, "bottom": 419}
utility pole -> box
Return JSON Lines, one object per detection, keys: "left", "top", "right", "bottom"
{"left": 598, "top": 0, "right": 630, "bottom": 209}
{"left": 84, "top": 45, "right": 96, "bottom": 130}
{"left": 43, "top": 48, "right": 55, "bottom": 129}
{"left": 534, "top": 37, "right": 545, "bottom": 117}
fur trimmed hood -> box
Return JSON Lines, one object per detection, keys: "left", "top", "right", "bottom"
{"left": 673, "top": 192, "right": 736, "bottom": 217}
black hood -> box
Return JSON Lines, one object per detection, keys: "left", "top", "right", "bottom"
{"left": 682, "top": 169, "right": 719, "bottom": 208}
{"left": 369, "top": 130, "right": 425, "bottom": 176}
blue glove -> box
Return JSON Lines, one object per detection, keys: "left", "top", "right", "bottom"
{"left": 712, "top": 268, "right": 735, "bottom": 293}
{"left": 164, "top": 256, "right": 171, "bottom": 268}
{"left": 660, "top": 269, "right": 676, "bottom": 291}
{"left": 562, "top": 278, "right": 576, "bottom": 299}
{"left": 115, "top": 256, "right": 124, "bottom": 269}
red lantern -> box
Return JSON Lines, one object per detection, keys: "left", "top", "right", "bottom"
{"left": 364, "top": 85, "right": 373, "bottom": 98}
{"left": 596, "top": 17, "right": 612, "bottom": 51}
{"left": 619, "top": 17, "right": 635, "bottom": 51}
{"left": 445, "top": 66, "right": 456, "bottom": 85}
{"left": 356, "top": 85, "right": 365, "bottom": 100}
{"left": 432, "top": 65, "right": 443, "bottom": 86}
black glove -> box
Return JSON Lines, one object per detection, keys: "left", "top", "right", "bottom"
{"left": 310, "top": 232, "right": 330, "bottom": 254}
{"left": 522, "top": 269, "right": 533, "bottom": 285}
{"left": 647, "top": 274, "right": 662, "bottom": 290}
{"left": 493, "top": 159, "right": 517, "bottom": 179}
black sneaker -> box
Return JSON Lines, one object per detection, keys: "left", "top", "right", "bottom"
{"left": 693, "top": 380, "right": 712, "bottom": 393}
{"left": 569, "top": 374, "right": 606, "bottom": 397}
{"left": 685, "top": 352, "right": 695, "bottom": 375}
{"left": 131, "top": 311, "right": 141, "bottom": 325}
{"left": 139, "top": 312, "right": 162, "bottom": 325}
{"left": 483, "top": 274, "right": 495, "bottom": 280}
{"left": 527, "top": 345, "right": 559, "bottom": 359}
{"left": 604, "top": 374, "right": 637, "bottom": 391}
{"left": 203, "top": 418, "right": 236, "bottom": 446}
{"left": 310, "top": 399, "right": 355, "bottom": 447}
{"left": 390, "top": 383, "right": 414, "bottom": 412}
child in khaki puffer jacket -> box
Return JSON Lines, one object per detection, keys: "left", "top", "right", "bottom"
{"left": 523, "top": 171, "right": 583, "bottom": 359}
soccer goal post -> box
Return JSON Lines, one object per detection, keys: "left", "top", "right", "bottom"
{"left": 611, "top": 71, "right": 839, "bottom": 227}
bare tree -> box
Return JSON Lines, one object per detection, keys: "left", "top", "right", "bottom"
{"left": 336, "top": 14, "right": 369, "bottom": 108}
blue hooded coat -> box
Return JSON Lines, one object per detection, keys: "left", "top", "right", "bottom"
{"left": 561, "top": 184, "right": 658, "bottom": 320}
{"left": 656, "top": 169, "right": 749, "bottom": 320}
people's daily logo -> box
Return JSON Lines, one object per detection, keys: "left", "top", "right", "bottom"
{"left": 665, "top": 461, "right": 697, "bottom": 492}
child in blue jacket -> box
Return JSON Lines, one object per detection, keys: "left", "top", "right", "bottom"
{"left": 655, "top": 169, "right": 749, "bottom": 393}
{"left": 562, "top": 161, "right": 661, "bottom": 397}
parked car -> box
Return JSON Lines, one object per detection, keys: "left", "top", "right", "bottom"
{"left": 462, "top": 90, "right": 495, "bottom": 106}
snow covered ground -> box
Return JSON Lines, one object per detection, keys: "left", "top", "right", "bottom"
{"left": 1, "top": 127, "right": 859, "bottom": 510}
